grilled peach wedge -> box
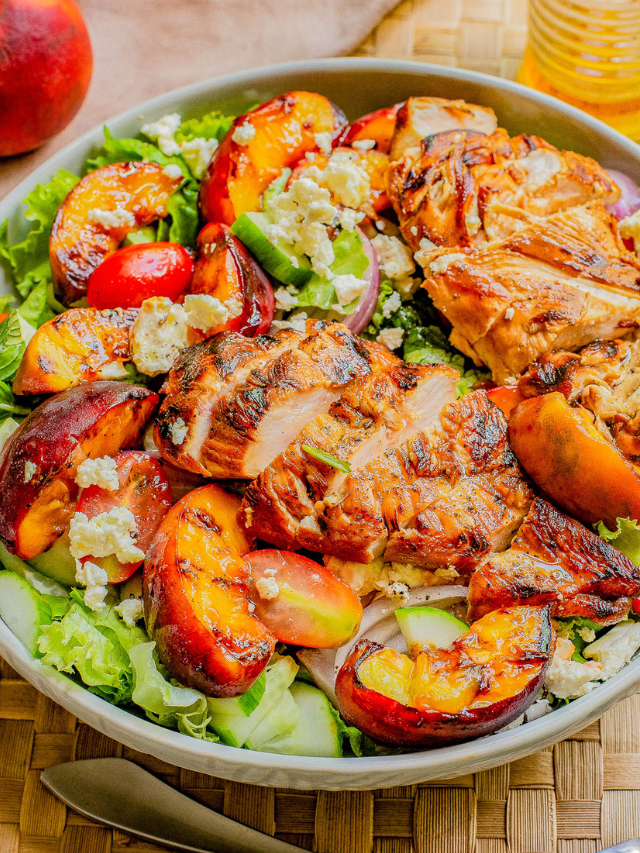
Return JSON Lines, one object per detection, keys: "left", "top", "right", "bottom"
{"left": 144, "top": 485, "right": 275, "bottom": 697}
{"left": 13, "top": 307, "right": 136, "bottom": 395}
{"left": 189, "top": 223, "right": 274, "bottom": 336}
{"left": 509, "top": 392, "right": 640, "bottom": 529}
{"left": 338, "top": 104, "right": 403, "bottom": 154}
{"left": 50, "top": 161, "right": 183, "bottom": 305}
{"left": 336, "top": 606, "right": 554, "bottom": 747}
{"left": 0, "top": 382, "right": 157, "bottom": 559}
{"left": 199, "top": 91, "right": 347, "bottom": 225}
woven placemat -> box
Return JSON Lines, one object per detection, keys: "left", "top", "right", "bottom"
{"left": 7, "top": 1, "right": 636, "bottom": 851}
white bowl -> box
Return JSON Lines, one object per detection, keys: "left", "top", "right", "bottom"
{"left": 1, "top": 57, "right": 639, "bottom": 791}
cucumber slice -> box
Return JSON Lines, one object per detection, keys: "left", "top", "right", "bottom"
{"left": 244, "top": 687, "right": 300, "bottom": 751}
{"left": 29, "top": 532, "right": 77, "bottom": 587}
{"left": 123, "top": 226, "right": 157, "bottom": 245}
{"left": 259, "top": 681, "right": 342, "bottom": 758}
{"left": 207, "top": 655, "right": 298, "bottom": 748}
{"left": 0, "top": 542, "right": 68, "bottom": 597}
{"left": 396, "top": 606, "right": 468, "bottom": 651}
{"left": 0, "top": 570, "right": 53, "bottom": 656}
{"left": 231, "top": 212, "right": 312, "bottom": 287}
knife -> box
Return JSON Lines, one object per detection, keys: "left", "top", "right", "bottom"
{"left": 41, "top": 758, "right": 306, "bottom": 853}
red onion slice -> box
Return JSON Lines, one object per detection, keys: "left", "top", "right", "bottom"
{"left": 298, "top": 584, "right": 469, "bottom": 701}
{"left": 344, "top": 227, "right": 380, "bottom": 334}
{"left": 606, "top": 169, "right": 640, "bottom": 221}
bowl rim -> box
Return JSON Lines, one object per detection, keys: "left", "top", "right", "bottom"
{"left": 1, "top": 55, "right": 639, "bottom": 789}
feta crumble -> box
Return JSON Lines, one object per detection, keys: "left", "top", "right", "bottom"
{"left": 583, "top": 621, "right": 640, "bottom": 680}
{"left": 428, "top": 253, "right": 467, "bottom": 276}
{"left": 338, "top": 206, "right": 365, "bottom": 233}
{"left": 141, "top": 113, "right": 182, "bottom": 155}
{"left": 170, "top": 418, "right": 188, "bottom": 446}
{"left": 544, "top": 637, "right": 601, "bottom": 700}
{"left": 274, "top": 287, "right": 299, "bottom": 311}
{"left": 141, "top": 113, "right": 217, "bottom": 178}
{"left": 115, "top": 597, "right": 144, "bottom": 627}
{"left": 504, "top": 307, "right": 515, "bottom": 321}
{"left": 232, "top": 121, "right": 256, "bottom": 146}
{"left": 314, "top": 131, "right": 333, "bottom": 156}
{"left": 332, "top": 273, "right": 366, "bottom": 307}
{"left": 88, "top": 207, "right": 136, "bottom": 230}
{"left": 75, "top": 456, "right": 119, "bottom": 492}
{"left": 130, "top": 297, "right": 190, "bottom": 376}
{"left": 352, "top": 139, "right": 376, "bottom": 151}
{"left": 179, "top": 137, "right": 218, "bottom": 179}
{"left": 382, "top": 290, "right": 402, "bottom": 318}
{"left": 371, "top": 235, "right": 416, "bottom": 281}
{"left": 24, "top": 461, "right": 37, "bottom": 483}
{"left": 305, "top": 149, "right": 371, "bottom": 209}
{"left": 75, "top": 560, "right": 109, "bottom": 612}
{"left": 271, "top": 311, "right": 308, "bottom": 334}
{"left": 183, "top": 293, "right": 230, "bottom": 332}
{"left": 69, "top": 506, "right": 145, "bottom": 565}
{"left": 255, "top": 576, "right": 280, "bottom": 600}
{"left": 377, "top": 327, "right": 404, "bottom": 351}
{"left": 162, "top": 163, "right": 183, "bottom": 179}
{"left": 619, "top": 209, "right": 640, "bottom": 254}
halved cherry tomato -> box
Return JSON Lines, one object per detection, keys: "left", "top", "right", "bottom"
{"left": 633, "top": 598, "right": 640, "bottom": 616}
{"left": 244, "top": 549, "right": 363, "bottom": 648}
{"left": 87, "top": 243, "right": 194, "bottom": 309}
{"left": 76, "top": 450, "right": 172, "bottom": 583}
{"left": 486, "top": 385, "right": 526, "bottom": 418}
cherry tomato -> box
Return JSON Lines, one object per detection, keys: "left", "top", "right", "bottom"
{"left": 87, "top": 242, "right": 194, "bottom": 309}
{"left": 244, "top": 549, "right": 363, "bottom": 648}
{"left": 76, "top": 451, "right": 172, "bottom": 583}
{"left": 486, "top": 384, "right": 526, "bottom": 419}
{"left": 633, "top": 598, "right": 640, "bottom": 616}
{"left": 0, "top": 313, "right": 9, "bottom": 324}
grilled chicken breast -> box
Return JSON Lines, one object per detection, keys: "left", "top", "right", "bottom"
{"left": 155, "top": 321, "right": 395, "bottom": 479}
{"left": 421, "top": 202, "right": 640, "bottom": 383}
{"left": 389, "top": 97, "right": 498, "bottom": 160}
{"left": 388, "top": 128, "right": 619, "bottom": 252}
{"left": 290, "top": 392, "right": 533, "bottom": 584}
{"left": 468, "top": 498, "right": 640, "bottom": 624}
{"left": 519, "top": 333, "right": 640, "bottom": 460}
{"left": 239, "top": 362, "right": 459, "bottom": 548}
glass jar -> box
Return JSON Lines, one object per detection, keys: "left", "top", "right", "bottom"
{"left": 518, "top": 0, "right": 640, "bottom": 141}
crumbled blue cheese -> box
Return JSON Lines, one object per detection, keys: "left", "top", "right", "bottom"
{"left": 75, "top": 456, "right": 119, "bottom": 492}
{"left": 75, "top": 560, "right": 109, "bottom": 612}
{"left": 141, "top": 113, "right": 182, "bottom": 156}
{"left": 305, "top": 149, "right": 371, "bottom": 209}
{"left": 583, "top": 621, "right": 640, "bottom": 680}
{"left": 69, "top": 506, "right": 145, "bottom": 565}
{"left": 619, "top": 209, "right": 640, "bottom": 253}
{"left": 314, "top": 131, "right": 333, "bottom": 156}
{"left": 88, "top": 208, "right": 136, "bottom": 230}
{"left": 232, "top": 121, "right": 256, "bottom": 145}
{"left": 382, "top": 291, "right": 402, "bottom": 318}
{"left": 170, "top": 417, "right": 188, "bottom": 446}
{"left": 274, "top": 287, "right": 298, "bottom": 311}
{"left": 130, "top": 297, "right": 190, "bottom": 376}
{"left": 24, "top": 461, "right": 37, "bottom": 483}
{"left": 115, "top": 597, "right": 144, "bottom": 627}
{"left": 162, "top": 163, "right": 183, "bottom": 179}
{"left": 256, "top": 575, "right": 280, "bottom": 600}
{"left": 376, "top": 327, "right": 404, "bottom": 351}
{"left": 352, "top": 139, "right": 376, "bottom": 151}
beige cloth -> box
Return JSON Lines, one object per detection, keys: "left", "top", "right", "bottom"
{"left": 0, "top": 0, "right": 397, "bottom": 198}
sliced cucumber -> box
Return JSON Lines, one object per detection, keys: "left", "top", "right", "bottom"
{"left": 245, "top": 687, "right": 300, "bottom": 751}
{"left": 0, "top": 570, "right": 53, "bottom": 656}
{"left": 259, "top": 681, "right": 342, "bottom": 758}
{"left": 0, "top": 542, "right": 68, "bottom": 597}
{"left": 231, "top": 212, "right": 312, "bottom": 287}
{"left": 123, "top": 225, "right": 157, "bottom": 246}
{"left": 0, "top": 417, "right": 19, "bottom": 451}
{"left": 29, "top": 532, "right": 77, "bottom": 587}
{"left": 396, "top": 606, "right": 468, "bottom": 651}
{"left": 207, "top": 655, "right": 298, "bottom": 748}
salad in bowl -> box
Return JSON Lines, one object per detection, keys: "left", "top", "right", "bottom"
{"left": 1, "top": 82, "right": 640, "bottom": 764}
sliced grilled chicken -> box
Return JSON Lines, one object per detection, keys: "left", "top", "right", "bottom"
{"left": 239, "top": 362, "right": 459, "bottom": 548}
{"left": 468, "top": 498, "right": 640, "bottom": 624}
{"left": 388, "top": 129, "right": 619, "bottom": 251}
{"left": 156, "top": 321, "right": 392, "bottom": 479}
{"left": 299, "top": 391, "right": 533, "bottom": 583}
{"left": 421, "top": 202, "right": 640, "bottom": 383}
{"left": 518, "top": 333, "right": 640, "bottom": 460}
{"left": 389, "top": 96, "right": 498, "bottom": 160}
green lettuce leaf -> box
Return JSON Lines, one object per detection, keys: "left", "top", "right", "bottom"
{"left": 0, "top": 381, "right": 31, "bottom": 424}
{"left": 0, "top": 169, "right": 79, "bottom": 299}
{"left": 553, "top": 616, "right": 606, "bottom": 662}
{"left": 174, "top": 110, "right": 236, "bottom": 144}
{"left": 85, "top": 128, "right": 188, "bottom": 176}
{"left": 17, "top": 280, "right": 54, "bottom": 329}
{"left": 597, "top": 517, "right": 640, "bottom": 566}
{"left": 296, "top": 230, "right": 370, "bottom": 312}
{"left": 0, "top": 312, "right": 27, "bottom": 381}
{"left": 129, "top": 642, "right": 218, "bottom": 741}
{"left": 165, "top": 180, "right": 199, "bottom": 247}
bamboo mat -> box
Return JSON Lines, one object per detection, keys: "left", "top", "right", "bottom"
{"left": 6, "top": 0, "right": 639, "bottom": 851}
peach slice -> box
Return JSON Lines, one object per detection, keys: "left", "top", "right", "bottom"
{"left": 338, "top": 104, "right": 403, "bottom": 154}
{"left": 0, "top": 381, "right": 157, "bottom": 559}
{"left": 509, "top": 392, "right": 640, "bottom": 528}
{"left": 199, "top": 91, "right": 347, "bottom": 225}
{"left": 335, "top": 605, "right": 553, "bottom": 747}
{"left": 144, "top": 485, "right": 275, "bottom": 697}
{"left": 12, "top": 307, "right": 136, "bottom": 395}
{"left": 50, "top": 161, "right": 183, "bottom": 305}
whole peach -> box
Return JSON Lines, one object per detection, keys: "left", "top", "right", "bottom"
{"left": 0, "top": 0, "right": 92, "bottom": 156}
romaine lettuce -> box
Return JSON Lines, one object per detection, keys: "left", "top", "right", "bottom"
{"left": 0, "top": 381, "right": 31, "bottom": 424}
{"left": 85, "top": 128, "right": 188, "bottom": 176}
{"left": 174, "top": 110, "right": 236, "bottom": 145}
{"left": 597, "top": 517, "right": 640, "bottom": 566}
{"left": 0, "top": 312, "right": 27, "bottom": 381}
{"left": 296, "top": 229, "right": 370, "bottom": 312}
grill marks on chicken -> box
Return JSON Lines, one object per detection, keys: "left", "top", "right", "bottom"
{"left": 239, "top": 362, "right": 459, "bottom": 548}
{"left": 155, "top": 321, "right": 393, "bottom": 480}
{"left": 420, "top": 203, "right": 640, "bottom": 383}
{"left": 260, "top": 391, "right": 533, "bottom": 577}
{"left": 468, "top": 498, "right": 640, "bottom": 624}
{"left": 519, "top": 333, "right": 640, "bottom": 460}
{"left": 388, "top": 128, "right": 618, "bottom": 252}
